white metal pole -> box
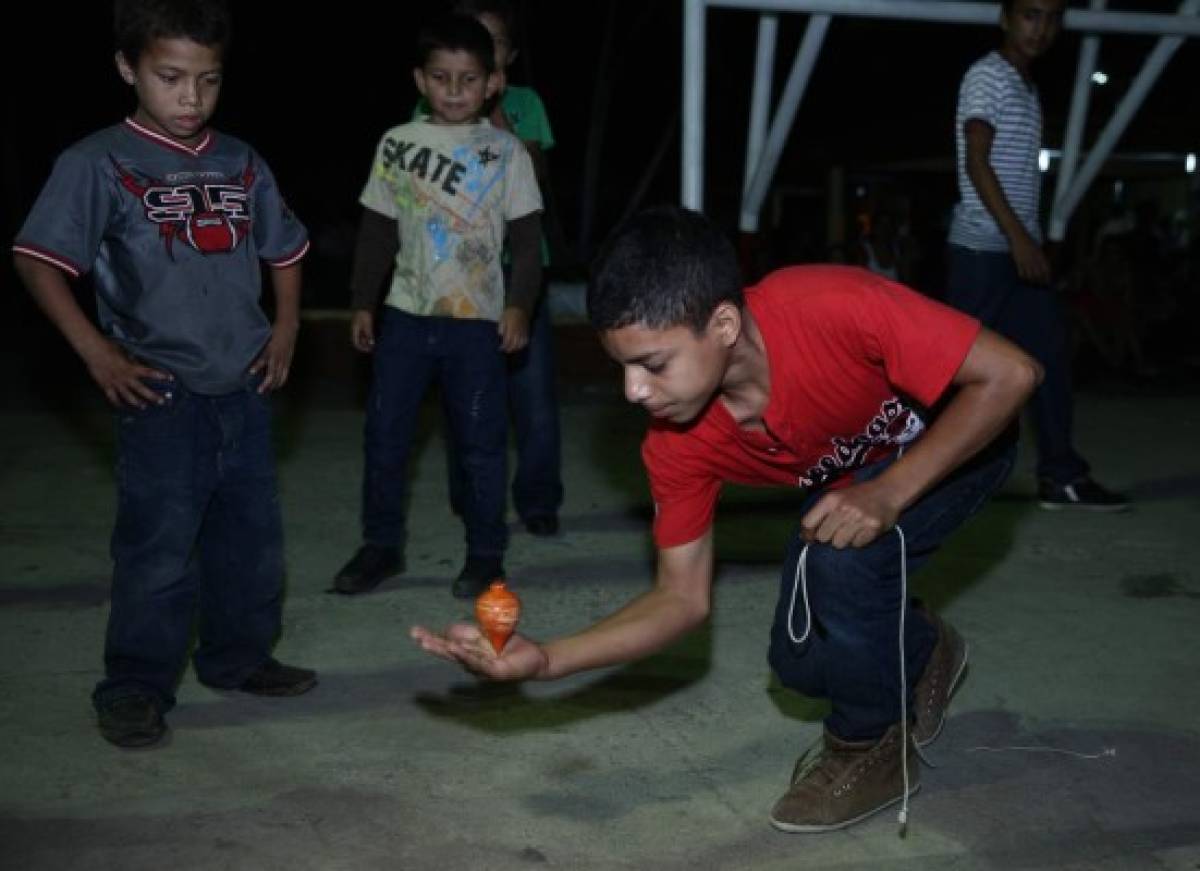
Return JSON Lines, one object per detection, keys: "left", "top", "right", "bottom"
{"left": 1056, "top": 0, "right": 1200, "bottom": 230}
{"left": 1049, "top": 0, "right": 1106, "bottom": 242}
{"left": 705, "top": 0, "right": 1200, "bottom": 37}
{"left": 682, "top": 0, "right": 707, "bottom": 210}
{"left": 743, "top": 13, "right": 779, "bottom": 199}
{"left": 739, "top": 13, "right": 831, "bottom": 232}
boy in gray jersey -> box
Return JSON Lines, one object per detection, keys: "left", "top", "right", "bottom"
{"left": 946, "top": 0, "right": 1128, "bottom": 511}
{"left": 12, "top": 0, "right": 317, "bottom": 749}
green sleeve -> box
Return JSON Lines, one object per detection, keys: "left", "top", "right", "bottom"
{"left": 503, "top": 86, "right": 554, "bottom": 151}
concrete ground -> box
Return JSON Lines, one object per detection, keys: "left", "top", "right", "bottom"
{"left": 1, "top": 313, "right": 1199, "bottom": 870}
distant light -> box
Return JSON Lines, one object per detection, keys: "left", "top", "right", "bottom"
{"left": 1090, "top": 71, "right": 1108, "bottom": 85}
{"left": 1114, "top": 180, "right": 1124, "bottom": 199}
{"left": 1188, "top": 152, "right": 1197, "bottom": 174}
{"left": 1038, "top": 149, "right": 1051, "bottom": 172}
{"left": 855, "top": 186, "right": 867, "bottom": 197}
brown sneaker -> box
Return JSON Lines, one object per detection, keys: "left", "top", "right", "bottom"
{"left": 911, "top": 610, "right": 968, "bottom": 747}
{"left": 770, "top": 723, "right": 919, "bottom": 833}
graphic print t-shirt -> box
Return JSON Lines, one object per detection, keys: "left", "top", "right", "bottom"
{"left": 641, "top": 266, "right": 981, "bottom": 548}
{"left": 359, "top": 118, "right": 542, "bottom": 321}
{"left": 13, "top": 118, "right": 309, "bottom": 394}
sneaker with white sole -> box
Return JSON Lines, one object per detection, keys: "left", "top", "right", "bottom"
{"left": 1038, "top": 477, "right": 1129, "bottom": 512}
{"left": 770, "top": 723, "right": 919, "bottom": 833}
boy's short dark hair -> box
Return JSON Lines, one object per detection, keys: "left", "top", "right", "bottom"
{"left": 588, "top": 206, "right": 744, "bottom": 334}
{"left": 416, "top": 13, "right": 497, "bottom": 74}
{"left": 452, "top": 0, "right": 518, "bottom": 46}
{"left": 114, "top": 0, "right": 231, "bottom": 65}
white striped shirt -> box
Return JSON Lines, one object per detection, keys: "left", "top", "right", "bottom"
{"left": 949, "top": 51, "right": 1044, "bottom": 252}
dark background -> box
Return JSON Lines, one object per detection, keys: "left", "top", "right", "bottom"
{"left": 4, "top": 1, "right": 1198, "bottom": 306}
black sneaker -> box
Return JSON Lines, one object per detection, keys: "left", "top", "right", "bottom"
{"left": 332, "top": 544, "right": 402, "bottom": 594}
{"left": 452, "top": 556, "right": 504, "bottom": 600}
{"left": 238, "top": 659, "right": 318, "bottom": 697}
{"left": 97, "top": 694, "right": 166, "bottom": 749}
{"left": 1038, "top": 477, "right": 1130, "bottom": 512}
{"left": 524, "top": 515, "right": 559, "bottom": 537}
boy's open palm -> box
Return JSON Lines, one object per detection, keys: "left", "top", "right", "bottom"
{"left": 410, "top": 623, "right": 548, "bottom": 681}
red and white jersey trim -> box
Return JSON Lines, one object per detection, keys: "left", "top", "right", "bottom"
{"left": 12, "top": 244, "right": 82, "bottom": 278}
{"left": 268, "top": 239, "right": 310, "bottom": 268}
{"left": 123, "top": 117, "right": 214, "bottom": 157}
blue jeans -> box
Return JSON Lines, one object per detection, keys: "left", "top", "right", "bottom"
{"left": 94, "top": 377, "right": 283, "bottom": 712}
{"left": 767, "top": 442, "right": 1016, "bottom": 742}
{"left": 447, "top": 295, "right": 563, "bottom": 521}
{"left": 946, "top": 246, "right": 1089, "bottom": 484}
{"left": 363, "top": 308, "right": 508, "bottom": 559}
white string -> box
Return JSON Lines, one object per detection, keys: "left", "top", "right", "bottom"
{"left": 786, "top": 525, "right": 911, "bottom": 836}
{"left": 967, "top": 745, "right": 1117, "bottom": 760}
{"left": 785, "top": 544, "right": 812, "bottom": 644}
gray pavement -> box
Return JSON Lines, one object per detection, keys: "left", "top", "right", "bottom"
{"left": 2, "top": 323, "right": 1199, "bottom": 870}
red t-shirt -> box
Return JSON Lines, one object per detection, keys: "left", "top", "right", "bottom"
{"left": 642, "top": 266, "right": 981, "bottom": 548}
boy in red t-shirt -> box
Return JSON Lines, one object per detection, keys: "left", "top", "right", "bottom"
{"left": 413, "top": 207, "right": 1040, "bottom": 832}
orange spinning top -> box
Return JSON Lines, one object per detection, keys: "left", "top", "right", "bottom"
{"left": 475, "top": 580, "right": 521, "bottom": 653}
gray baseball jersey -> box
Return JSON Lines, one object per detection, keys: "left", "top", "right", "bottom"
{"left": 13, "top": 117, "right": 309, "bottom": 394}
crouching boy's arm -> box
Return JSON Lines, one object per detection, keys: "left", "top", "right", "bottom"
{"left": 14, "top": 254, "right": 172, "bottom": 409}
{"left": 410, "top": 528, "right": 714, "bottom": 682}
{"left": 802, "top": 329, "right": 1041, "bottom": 549}
{"left": 498, "top": 212, "right": 543, "bottom": 353}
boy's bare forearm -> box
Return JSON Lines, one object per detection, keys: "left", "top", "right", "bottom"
{"left": 14, "top": 255, "right": 109, "bottom": 363}
{"left": 540, "top": 535, "right": 713, "bottom": 679}
{"left": 874, "top": 330, "right": 1039, "bottom": 512}
{"left": 964, "top": 121, "right": 1034, "bottom": 247}
{"left": 270, "top": 262, "right": 302, "bottom": 330}
{"left": 966, "top": 156, "right": 1031, "bottom": 246}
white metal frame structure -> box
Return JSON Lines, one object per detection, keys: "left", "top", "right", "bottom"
{"left": 682, "top": 0, "right": 1199, "bottom": 240}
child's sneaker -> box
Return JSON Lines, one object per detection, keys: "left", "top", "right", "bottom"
{"left": 238, "top": 658, "right": 318, "bottom": 697}
{"left": 770, "top": 723, "right": 918, "bottom": 833}
{"left": 452, "top": 557, "right": 504, "bottom": 600}
{"left": 332, "top": 544, "right": 403, "bottom": 594}
{"left": 97, "top": 694, "right": 167, "bottom": 749}
{"left": 1037, "top": 477, "right": 1130, "bottom": 512}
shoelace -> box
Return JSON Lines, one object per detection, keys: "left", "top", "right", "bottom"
{"left": 786, "top": 524, "right": 912, "bottom": 836}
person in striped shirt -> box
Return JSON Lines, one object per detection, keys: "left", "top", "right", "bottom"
{"left": 946, "top": 0, "right": 1129, "bottom": 511}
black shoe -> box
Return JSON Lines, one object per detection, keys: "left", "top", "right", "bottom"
{"left": 452, "top": 557, "right": 504, "bottom": 600}
{"left": 524, "top": 515, "right": 559, "bottom": 537}
{"left": 97, "top": 694, "right": 166, "bottom": 748}
{"left": 332, "top": 544, "right": 402, "bottom": 594}
{"left": 238, "top": 659, "right": 318, "bottom": 697}
{"left": 1038, "top": 477, "right": 1130, "bottom": 512}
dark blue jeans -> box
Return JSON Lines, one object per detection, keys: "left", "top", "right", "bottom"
{"left": 946, "top": 245, "right": 1089, "bottom": 485}
{"left": 364, "top": 308, "right": 508, "bottom": 559}
{"left": 94, "top": 377, "right": 283, "bottom": 712}
{"left": 447, "top": 295, "right": 563, "bottom": 522}
{"left": 767, "top": 442, "right": 1015, "bottom": 742}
